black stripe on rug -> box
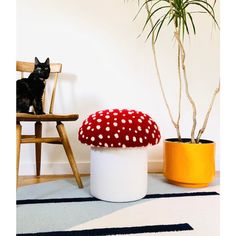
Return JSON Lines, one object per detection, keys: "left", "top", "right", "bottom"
{"left": 17, "top": 223, "right": 193, "bottom": 235}
{"left": 16, "top": 191, "right": 219, "bottom": 205}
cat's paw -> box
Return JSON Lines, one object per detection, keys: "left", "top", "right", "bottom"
{"left": 36, "top": 111, "right": 45, "bottom": 115}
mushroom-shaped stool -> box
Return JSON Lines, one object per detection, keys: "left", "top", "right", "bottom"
{"left": 78, "top": 109, "right": 161, "bottom": 202}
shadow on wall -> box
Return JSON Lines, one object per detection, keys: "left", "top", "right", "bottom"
{"left": 43, "top": 72, "right": 163, "bottom": 173}
{"left": 43, "top": 72, "right": 102, "bottom": 170}
{"left": 148, "top": 144, "right": 163, "bottom": 172}
{"left": 56, "top": 73, "right": 102, "bottom": 115}
{"left": 148, "top": 145, "right": 163, "bottom": 160}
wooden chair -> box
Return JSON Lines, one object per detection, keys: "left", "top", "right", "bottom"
{"left": 16, "top": 61, "right": 83, "bottom": 188}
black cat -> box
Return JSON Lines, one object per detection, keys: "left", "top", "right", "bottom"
{"left": 16, "top": 57, "right": 50, "bottom": 114}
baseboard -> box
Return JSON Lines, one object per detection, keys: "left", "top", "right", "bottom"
{"left": 19, "top": 160, "right": 163, "bottom": 176}
{"left": 148, "top": 160, "right": 163, "bottom": 173}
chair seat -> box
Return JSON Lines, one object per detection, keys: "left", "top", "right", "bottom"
{"left": 16, "top": 113, "right": 79, "bottom": 122}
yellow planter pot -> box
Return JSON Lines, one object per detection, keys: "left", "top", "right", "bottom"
{"left": 163, "top": 138, "right": 215, "bottom": 188}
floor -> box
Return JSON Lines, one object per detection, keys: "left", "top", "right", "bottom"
{"left": 18, "top": 172, "right": 219, "bottom": 187}
{"left": 17, "top": 174, "right": 85, "bottom": 187}
{"left": 17, "top": 173, "right": 220, "bottom": 235}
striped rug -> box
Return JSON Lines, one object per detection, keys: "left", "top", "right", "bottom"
{"left": 17, "top": 174, "right": 219, "bottom": 235}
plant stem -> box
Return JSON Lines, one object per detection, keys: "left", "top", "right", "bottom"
{"left": 171, "top": 2, "right": 182, "bottom": 140}
{"left": 145, "top": 2, "right": 182, "bottom": 141}
{"left": 174, "top": 30, "right": 197, "bottom": 143}
{"left": 196, "top": 82, "right": 220, "bottom": 143}
{"left": 176, "top": 30, "right": 182, "bottom": 141}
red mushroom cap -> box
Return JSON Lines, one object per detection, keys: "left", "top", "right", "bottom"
{"left": 78, "top": 109, "right": 161, "bottom": 148}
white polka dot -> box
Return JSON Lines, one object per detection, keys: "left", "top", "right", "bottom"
{"left": 138, "top": 119, "right": 142, "bottom": 123}
{"left": 123, "top": 114, "right": 126, "bottom": 116}
{"left": 122, "top": 144, "right": 126, "bottom": 148}
{"left": 86, "top": 137, "right": 88, "bottom": 140}
{"left": 107, "top": 135, "right": 110, "bottom": 138}
{"left": 133, "top": 136, "right": 137, "bottom": 142}
{"left": 148, "top": 120, "right": 152, "bottom": 125}
{"left": 128, "top": 120, "right": 132, "bottom": 124}
{"left": 104, "top": 143, "right": 108, "bottom": 147}
{"left": 132, "top": 116, "right": 135, "bottom": 118}
{"left": 113, "top": 122, "right": 118, "bottom": 127}
{"left": 152, "top": 133, "right": 155, "bottom": 138}
{"left": 144, "top": 136, "right": 147, "bottom": 139}
{"left": 145, "top": 129, "right": 149, "bottom": 134}
{"left": 91, "top": 128, "right": 94, "bottom": 131}
{"left": 99, "top": 142, "right": 102, "bottom": 145}
{"left": 148, "top": 126, "right": 151, "bottom": 129}
{"left": 121, "top": 119, "right": 126, "bottom": 123}
{"left": 114, "top": 118, "right": 117, "bottom": 120}
{"left": 80, "top": 130, "right": 83, "bottom": 135}
{"left": 92, "top": 114, "right": 96, "bottom": 117}
{"left": 141, "top": 116, "right": 145, "bottom": 120}
{"left": 139, "top": 137, "right": 143, "bottom": 143}
{"left": 105, "top": 115, "right": 110, "bottom": 119}
{"left": 99, "top": 134, "right": 103, "bottom": 139}
{"left": 91, "top": 137, "right": 95, "bottom": 141}
{"left": 118, "top": 130, "right": 121, "bottom": 133}
{"left": 114, "top": 113, "right": 118, "bottom": 116}
{"left": 114, "top": 133, "right": 119, "bottom": 138}
{"left": 107, "top": 122, "right": 110, "bottom": 125}
{"left": 122, "top": 127, "right": 125, "bottom": 130}
{"left": 99, "top": 111, "right": 103, "bottom": 114}
{"left": 82, "top": 135, "right": 85, "bottom": 138}
{"left": 138, "top": 126, "right": 142, "bottom": 131}
{"left": 154, "top": 125, "right": 157, "bottom": 129}
{"left": 135, "top": 130, "right": 138, "bottom": 133}
{"left": 128, "top": 111, "right": 133, "bottom": 114}
{"left": 129, "top": 128, "right": 131, "bottom": 131}
{"left": 93, "top": 117, "right": 96, "bottom": 120}
{"left": 85, "top": 120, "right": 88, "bottom": 125}
{"left": 97, "top": 119, "right": 102, "bottom": 122}
{"left": 118, "top": 142, "right": 121, "bottom": 146}
{"left": 106, "top": 127, "right": 110, "bottom": 131}
{"left": 96, "top": 125, "right": 101, "bottom": 130}
{"left": 111, "top": 144, "right": 114, "bottom": 147}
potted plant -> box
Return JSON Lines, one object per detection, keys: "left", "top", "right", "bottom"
{"left": 129, "top": 0, "right": 219, "bottom": 187}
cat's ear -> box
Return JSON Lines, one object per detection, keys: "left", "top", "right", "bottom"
{"left": 45, "top": 58, "right": 50, "bottom": 65}
{"left": 35, "top": 57, "right": 40, "bottom": 66}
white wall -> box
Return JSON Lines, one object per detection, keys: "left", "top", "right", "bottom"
{"left": 16, "top": 0, "right": 220, "bottom": 175}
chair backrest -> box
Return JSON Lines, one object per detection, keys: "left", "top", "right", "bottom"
{"left": 16, "top": 61, "right": 62, "bottom": 114}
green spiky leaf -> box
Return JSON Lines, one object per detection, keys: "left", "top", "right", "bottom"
{"left": 135, "top": 0, "right": 219, "bottom": 43}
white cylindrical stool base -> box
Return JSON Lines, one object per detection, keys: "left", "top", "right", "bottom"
{"left": 90, "top": 147, "right": 147, "bottom": 202}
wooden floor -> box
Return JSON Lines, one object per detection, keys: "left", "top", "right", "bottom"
{"left": 18, "top": 174, "right": 88, "bottom": 187}
{"left": 18, "top": 172, "right": 220, "bottom": 188}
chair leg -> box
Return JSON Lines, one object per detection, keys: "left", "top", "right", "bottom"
{"left": 56, "top": 122, "right": 83, "bottom": 188}
{"left": 16, "top": 122, "right": 22, "bottom": 188}
{"left": 35, "top": 122, "right": 42, "bottom": 177}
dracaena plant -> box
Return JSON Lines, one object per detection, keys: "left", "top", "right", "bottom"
{"left": 132, "top": 0, "right": 219, "bottom": 143}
